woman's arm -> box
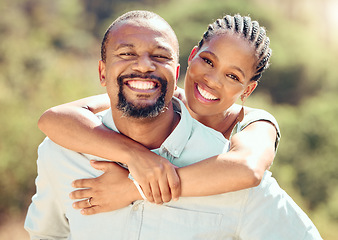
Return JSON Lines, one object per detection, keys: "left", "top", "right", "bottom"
{"left": 177, "top": 120, "right": 277, "bottom": 196}
{"left": 70, "top": 120, "right": 277, "bottom": 215}
{"left": 38, "top": 94, "right": 180, "bottom": 204}
{"left": 40, "top": 94, "right": 276, "bottom": 205}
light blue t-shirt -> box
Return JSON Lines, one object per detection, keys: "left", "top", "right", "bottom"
{"left": 25, "top": 98, "right": 322, "bottom": 240}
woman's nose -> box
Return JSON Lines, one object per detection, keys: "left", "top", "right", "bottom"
{"left": 203, "top": 71, "right": 222, "bottom": 88}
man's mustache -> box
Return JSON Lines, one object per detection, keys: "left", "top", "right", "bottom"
{"left": 118, "top": 73, "right": 165, "bottom": 83}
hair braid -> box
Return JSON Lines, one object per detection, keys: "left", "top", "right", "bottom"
{"left": 242, "top": 16, "right": 252, "bottom": 38}
{"left": 224, "top": 15, "right": 232, "bottom": 29}
{"left": 198, "top": 14, "right": 272, "bottom": 82}
{"left": 234, "top": 15, "right": 243, "bottom": 33}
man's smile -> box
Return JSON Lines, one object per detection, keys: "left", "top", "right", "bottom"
{"left": 125, "top": 80, "right": 159, "bottom": 93}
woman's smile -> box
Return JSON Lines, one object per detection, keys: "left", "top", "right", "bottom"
{"left": 195, "top": 83, "right": 219, "bottom": 102}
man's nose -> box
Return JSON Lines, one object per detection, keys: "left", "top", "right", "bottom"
{"left": 132, "top": 54, "right": 156, "bottom": 73}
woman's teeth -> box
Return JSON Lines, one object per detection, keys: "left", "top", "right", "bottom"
{"left": 197, "top": 85, "right": 218, "bottom": 100}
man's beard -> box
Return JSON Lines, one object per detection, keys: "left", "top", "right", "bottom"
{"left": 117, "top": 74, "right": 168, "bottom": 119}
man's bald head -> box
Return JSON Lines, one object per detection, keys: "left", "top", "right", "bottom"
{"left": 101, "top": 10, "right": 179, "bottom": 63}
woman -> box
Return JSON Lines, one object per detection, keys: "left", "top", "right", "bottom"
{"left": 39, "top": 14, "right": 280, "bottom": 214}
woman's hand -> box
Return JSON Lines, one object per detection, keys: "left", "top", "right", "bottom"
{"left": 70, "top": 160, "right": 140, "bottom": 215}
{"left": 127, "top": 153, "right": 180, "bottom": 204}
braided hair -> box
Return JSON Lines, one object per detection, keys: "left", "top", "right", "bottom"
{"left": 198, "top": 14, "right": 271, "bottom": 82}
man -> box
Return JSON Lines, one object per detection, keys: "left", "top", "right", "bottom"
{"left": 25, "top": 10, "right": 321, "bottom": 239}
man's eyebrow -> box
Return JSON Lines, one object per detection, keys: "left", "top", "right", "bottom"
{"left": 156, "top": 45, "right": 171, "bottom": 52}
{"left": 156, "top": 45, "right": 176, "bottom": 58}
{"left": 115, "top": 43, "right": 134, "bottom": 51}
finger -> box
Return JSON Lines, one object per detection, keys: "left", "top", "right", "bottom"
{"left": 72, "top": 198, "right": 94, "bottom": 209}
{"left": 167, "top": 170, "right": 181, "bottom": 201}
{"left": 72, "top": 178, "right": 96, "bottom": 188}
{"left": 81, "top": 205, "right": 103, "bottom": 215}
{"left": 158, "top": 176, "right": 171, "bottom": 203}
{"left": 90, "top": 160, "right": 111, "bottom": 171}
{"left": 69, "top": 188, "right": 92, "bottom": 200}
{"left": 138, "top": 182, "right": 154, "bottom": 203}
{"left": 149, "top": 181, "right": 162, "bottom": 205}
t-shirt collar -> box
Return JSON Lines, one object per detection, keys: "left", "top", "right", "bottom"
{"left": 100, "top": 97, "right": 192, "bottom": 159}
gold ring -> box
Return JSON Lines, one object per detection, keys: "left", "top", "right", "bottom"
{"left": 87, "top": 197, "right": 92, "bottom": 207}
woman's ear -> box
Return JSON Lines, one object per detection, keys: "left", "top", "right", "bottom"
{"left": 98, "top": 60, "right": 106, "bottom": 86}
{"left": 243, "top": 81, "right": 258, "bottom": 98}
{"left": 188, "top": 46, "right": 199, "bottom": 64}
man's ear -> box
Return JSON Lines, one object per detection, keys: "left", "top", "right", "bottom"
{"left": 98, "top": 60, "right": 106, "bottom": 86}
{"left": 176, "top": 64, "right": 180, "bottom": 81}
{"left": 175, "top": 64, "right": 180, "bottom": 90}
{"left": 188, "top": 46, "right": 199, "bottom": 64}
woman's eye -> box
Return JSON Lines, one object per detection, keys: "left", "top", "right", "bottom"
{"left": 227, "top": 74, "right": 239, "bottom": 81}
{"left": 202, "top": 57, "right": 213, "bottom": 67}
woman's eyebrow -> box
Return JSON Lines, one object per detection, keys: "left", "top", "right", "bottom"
{"left": 203, "top": 50, "right": 219, "bottom": 61}
{"left": 230, "top": 65, "right": 246, "bottom": 79}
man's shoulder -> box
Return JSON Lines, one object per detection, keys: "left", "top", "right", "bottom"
{"left": 38, "top": 137, "right": 77, "bottom": 155}
{"left": 37, "top": 137, "right": 89, "bottom": 167}
{"left": 38, "top": 137, "right": 107, "bottom": 164}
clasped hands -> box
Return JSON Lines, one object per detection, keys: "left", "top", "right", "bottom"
{"left": 69, "top": 157, "right": 180, "bottom": 215}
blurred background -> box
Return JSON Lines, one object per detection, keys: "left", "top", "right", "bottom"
{"left": 0, "top": 0, "right": 337, "bottom": 239}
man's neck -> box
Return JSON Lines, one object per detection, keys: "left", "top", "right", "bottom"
{"left": 112, "top": 102, "right": 180, "bottom": 150}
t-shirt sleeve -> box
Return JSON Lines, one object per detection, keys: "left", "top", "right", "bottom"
{"left": 233, "top": 109, "right": 281, "bottom": 152}
{"left": 24, "top": 138, "right": 70, "bottom": 239}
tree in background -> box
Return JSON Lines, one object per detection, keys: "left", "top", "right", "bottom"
{"left": 0, "top": 0, "right": 337, "bottom": 238}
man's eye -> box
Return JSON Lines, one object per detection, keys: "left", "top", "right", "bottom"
{"left": 120, "top": 53, "right": 135, "bottom": 57}
{"left": 202, "top": 57, "right": 213, "bottom": 67}
{"left": 153, "top": 55, "right": 169, "bottom": 60}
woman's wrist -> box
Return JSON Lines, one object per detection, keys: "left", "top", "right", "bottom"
{"left": 128, "top": 173, "right": 147, "bottom": 200}
{"left": 126, "top": 174, "right": 144, "bottom": 202}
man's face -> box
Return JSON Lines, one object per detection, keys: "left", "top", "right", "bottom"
{"left": 99, "top": 19, "right": 179, "bottom": 119}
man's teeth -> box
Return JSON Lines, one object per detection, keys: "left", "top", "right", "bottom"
{"left": 128, "top": 80, "right": 157, "bottom": 90}
{"left": 197, "top": 85, "right": 218, "bottom": 100}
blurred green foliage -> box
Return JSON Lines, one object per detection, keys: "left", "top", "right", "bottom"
{"left": 1, "top": 0, "right": 337, "bottom": 238}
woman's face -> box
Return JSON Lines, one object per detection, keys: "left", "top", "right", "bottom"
{"left": 184, "top": 34, "right": 258, "bottom": 117}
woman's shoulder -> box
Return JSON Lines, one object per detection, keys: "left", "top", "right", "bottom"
{"left": 236, "top": 105, "right": 281, "bottom": 149}
{"left": 231, "top": 104, "right": 279, "bottom": 133}
{"left": 242, "top": 105, "right": 276, "bottom": 121}
{"left": 241, "top": 106, "right": 279, "bottom": 129}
